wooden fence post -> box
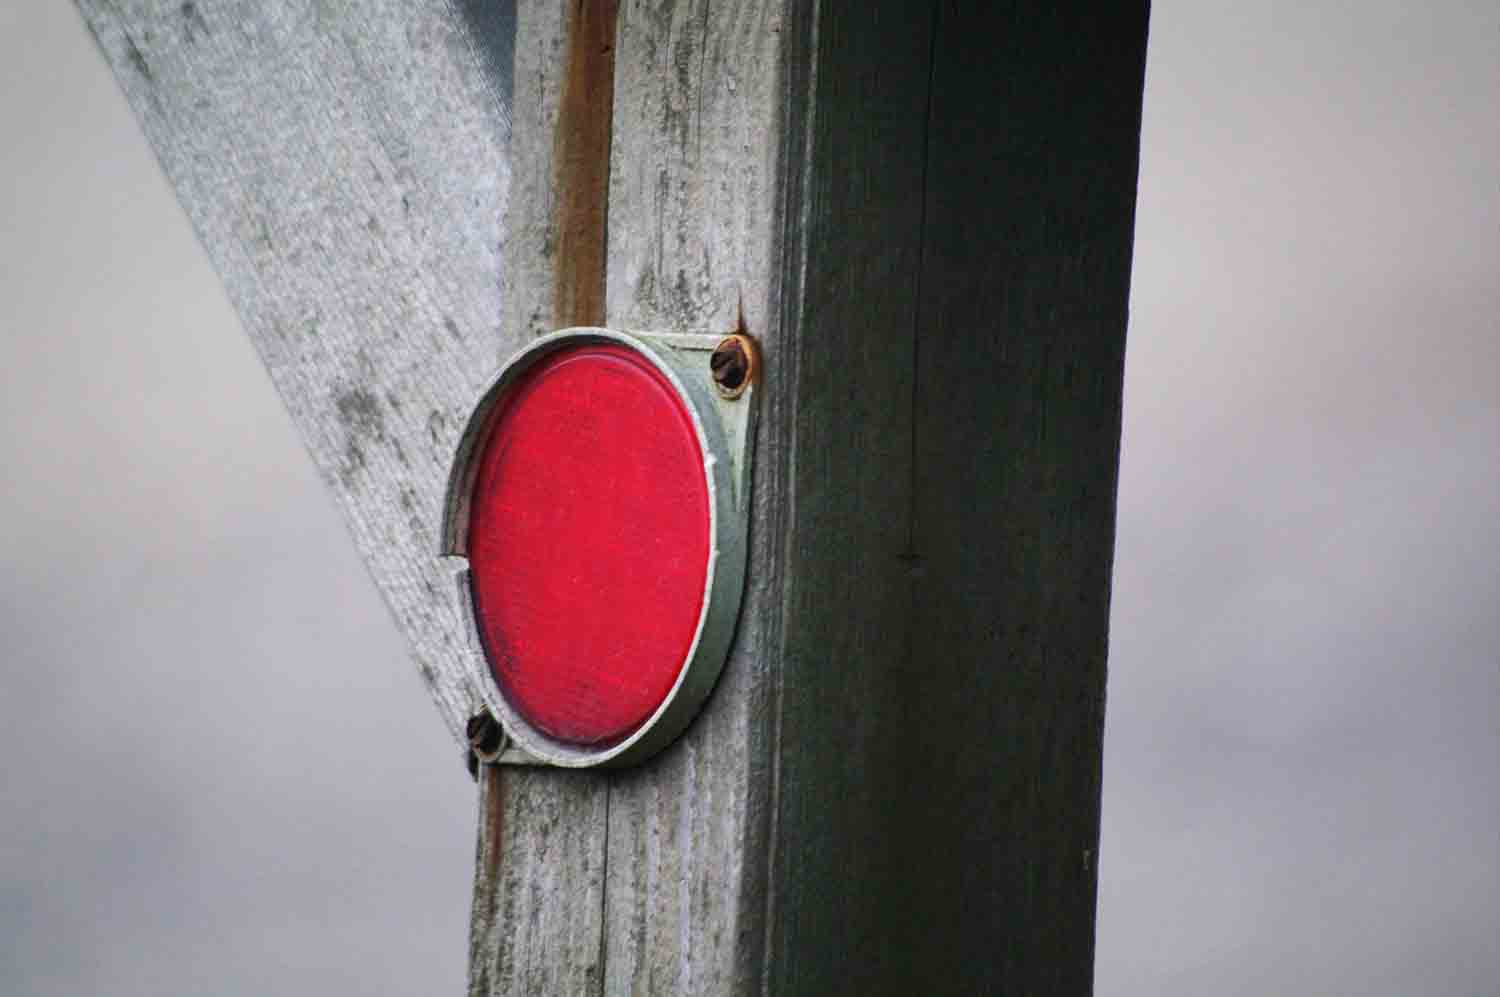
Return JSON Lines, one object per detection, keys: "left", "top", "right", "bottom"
{"left": 78, "top": 0, "right": 1149, "bottom": 992}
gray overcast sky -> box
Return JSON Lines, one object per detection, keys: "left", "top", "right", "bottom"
{"left": 2, "top": 3, "right": 1496, "bottom": 996}
{"left": 1, "top": 5, "right": 471, "bottom": 995}
{"left": 1103, "top": 4, "right": 1498, "bottom": 995}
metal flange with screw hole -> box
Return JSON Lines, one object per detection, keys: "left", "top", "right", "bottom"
{"left": 442, "top": 327, "right": 760, "bottom": 770}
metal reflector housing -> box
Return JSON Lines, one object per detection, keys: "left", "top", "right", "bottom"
{"left": 441, "top": 328, "right": 755, "bottom": 768}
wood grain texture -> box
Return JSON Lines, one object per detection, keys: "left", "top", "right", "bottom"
{"left": 71, "top": 2, "right": 612, "bottom": 991}
{"left": 82, "top": 0, "right": 1149, "bottom": 992}
{"left": 766, "top": 3, "right": 1150, "bottom": 994}
{"left": 72, "top": 0, "right": 517, "bottom": 740}
{"left": 901, "top": 8, "right": 1148, "bottom": 991}
{"left": 552, "top": 0, "right": 618, "bottom": 327}
{"left": 600, "top": 2, "right": 786, "bottom": 993}
{"left": 502, "top": 0, "right": 565, "bottom": 345}
{"left": 468, "top": 766, "right": 608, "bottom": 996}
{"left": 763, "top": 2, "right": 935, "bottom": 992}
{"left": 468, "top": 5, "right": 609, "bottom": 996}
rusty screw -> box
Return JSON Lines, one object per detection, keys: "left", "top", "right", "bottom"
{"left": 466, "top": 711, "right": 506, "bottom": 776}
{"left": 710, "top": 334, "right": 757, "bottom": 399}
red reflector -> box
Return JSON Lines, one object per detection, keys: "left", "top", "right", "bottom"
{"left": 467, "top": 343, "right": 711, "bottom": 747}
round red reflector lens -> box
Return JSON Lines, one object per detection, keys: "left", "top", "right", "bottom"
{"left": 467, "top": 343, "right": 711, "bottom": 747}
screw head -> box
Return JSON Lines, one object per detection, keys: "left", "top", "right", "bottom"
{"left": 710, "top": 334, "right": 757, "bottom": 398}
{"left": 466, "top": 711, "right": 505, "bottom": 759}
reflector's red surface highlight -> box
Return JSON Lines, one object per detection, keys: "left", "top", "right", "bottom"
{"left": 467, "top": 343, "right": 711, "bottom": 746}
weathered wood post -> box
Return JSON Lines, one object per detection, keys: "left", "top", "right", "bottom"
{"left": 78, "top": 0, "right": 1149, "bottom": 992}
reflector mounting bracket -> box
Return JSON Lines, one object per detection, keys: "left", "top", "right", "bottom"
{"left": 440, "top": 327, "right": 757, "bottom": 768}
